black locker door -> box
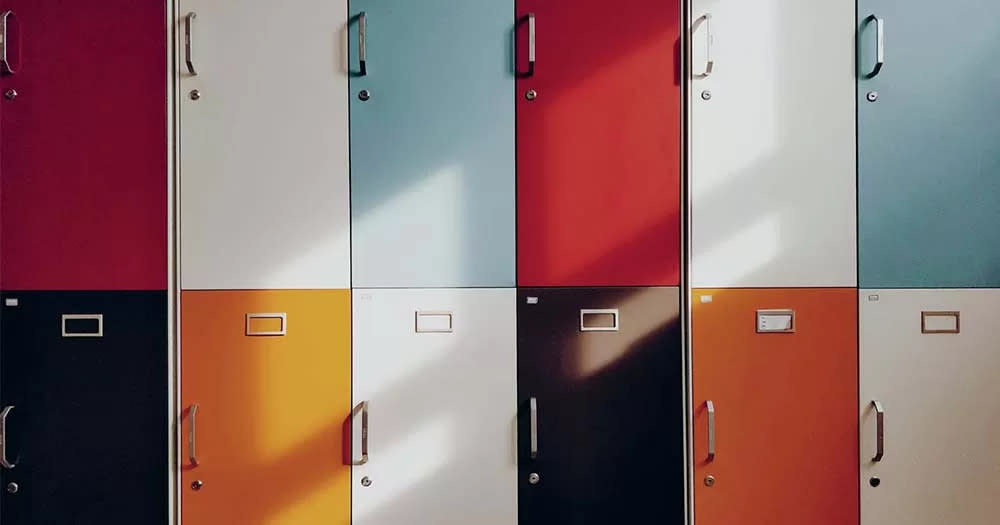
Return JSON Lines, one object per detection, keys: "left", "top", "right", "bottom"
{"left": 0, "top": 291, "right": 167, "bottom": 524}
{"left": 517, "top": 287, "right": 684, "bottom": 524}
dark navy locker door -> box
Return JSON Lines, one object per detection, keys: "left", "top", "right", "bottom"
{"left": 517, "top": 287, "right": 683, "bottom": 524}
{"left": 0, "top": 292, "right": 167, "bottom": 524}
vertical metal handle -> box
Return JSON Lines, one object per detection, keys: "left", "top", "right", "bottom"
{"left": 353, "top": 401, "right": 369, "bottom": 465}
{"left": 184, "top": 12, "right": 197, "bottom": 76}
{"left": 516, "top": 13, "right": 535, "bottom": 78}
{"left": 188, "top": 404, "right": 199, "bottom": 467}
{"left": 1, "top": 10, "right": 16, "bottom": 75}
{"left": 706, "top": 400, "right": 716, "bottom": 462}
{"left": 696, "top": 13, "right": 714, "bottom": 78}
{"left": 358, "top": 12, "right": 367, "bottom": 76}
{"left": 872, "top": 400, "right": 884, "bottom": 462}
{"left": 867, "top": 15, "right": 883, "bottom": 77}
{"left": 0, "top": 406, "right": 14, "bottom": 469}
{"left": 529, "top": 397, "right": 538, "bottom": 459}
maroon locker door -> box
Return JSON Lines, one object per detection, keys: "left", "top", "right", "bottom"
{"left": 515, "top": 0, "right": 681, "bottom": 287}
{"left": 0, "top": 1, "right": 167, "bottom": 290}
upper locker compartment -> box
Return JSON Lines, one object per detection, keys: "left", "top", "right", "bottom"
{"left": 349, "top": 1, "right": 515, "bottom": 288}
{"left": 179, "top": 0, "right": 350, "bottom": 290}
{"left": 516, "top": 0, "right": 682, "bottom": 288}
{"left": 690, "top": 0, "right": 856, "bottom": 288}
{"left": 0, "top": 1, "right": 167, "bottom": 290}
{"left": 858, "top": 2, "right": 1000, "bottom": 288}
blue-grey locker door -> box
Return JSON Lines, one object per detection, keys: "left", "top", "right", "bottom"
{"left": 858, "top": 2, "right": 1000, "bottom": 288}
{"left": 349, "top": 1, "right": 515, "bottom": 288}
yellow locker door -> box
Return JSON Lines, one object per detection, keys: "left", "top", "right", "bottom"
{"left": 181, "top": 290, "right": 350, "bottom": 525}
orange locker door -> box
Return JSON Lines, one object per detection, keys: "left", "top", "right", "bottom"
{"left": 692, "top": 289, "right": 857, "bottom": 525}
{"left": 180, "top": 290, "right": 350, "bottom": 525}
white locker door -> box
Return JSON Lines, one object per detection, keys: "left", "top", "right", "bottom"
{"left": 861, "top": 290, "right": 1000, "bottom": 524}
{"left": 690, "top": 0, "right": 856, "bottom": 288}
{"left": 352, "top": 288, "right": 517, "bottom": 525}
{"left": 178, "top": 1, "right": 350, "bottom": 290}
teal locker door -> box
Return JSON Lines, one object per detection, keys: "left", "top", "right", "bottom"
{"left": 858, "top": 1, "right": 1000, "bottom": 288}
{"left": 349, "top": 1, "right": 515, "bottom": 288}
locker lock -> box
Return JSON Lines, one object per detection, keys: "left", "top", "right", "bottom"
{"left": 704, "top": 475, "right": 715, "bottom": 487}
{"left": 701, "top": 90, "right": 712, "bottom": 101}
{"left": 525, "top": 89, "right": 537, "bottom": 101}
{"left": 190, "top": 480, "right": 203, "bottom": 491}
{"left": 5, "top": 482, "right": 17, "bottom": 494}
{"left": 361, "top": 476, "right": 372, "bottom": 487}
{"left": 869, "top": 476, "right": 881, "bottom": 487}
{"left": 3, "top": 89, "right": 16, "bottom": 101}
{"left": 528, "top": 472, "right": 540, "bottom": 485}
{"left": 358, "top": 90, "right": 371, "bottom": 102}
{"left": 189, "top": 89, "right": 201, "bottom": 101}
{"left": 866, "top": 91, "right": 878, "bottom": 102}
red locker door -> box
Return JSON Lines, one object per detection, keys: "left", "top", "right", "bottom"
{"left": 516, "top": 0, "right": 681, "bottom": 287}
{"left": 0, "top": 1, "right": 166, "bottom": 290}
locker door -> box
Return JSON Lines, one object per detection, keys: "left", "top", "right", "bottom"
{"left": 517, "top": 287, "right": 683, "bottom": 524}
{"left": 858, "top": 2, "right": 1000, "bottom": 287}
{"left": 349, "top": 1, "right": 515, "bottom": 288}
{"left": 690, "top": 0, "right": 856, "bottom": 288}
{"left": 516, "top": 1, "right": 681, "bottom": 288}
{"left": 351, "top": 288, "right": 516, "bottom": 524}
{"left": 178, "top": 0, "right": 350, "bottom": 290}
{"left": 180, "top": 290, "right": 350, "bottom": 525}
{"left": 861, "top": 290, "right": 1000, "bottom": 524}
{"left": 691, "top": 289, "right": 857, "bottom": 525}
{"left": 0, "top": 1, "right": 166, "bottom": 290}
{"left": 0, "top": 292, "right": 167, "bottom": 524}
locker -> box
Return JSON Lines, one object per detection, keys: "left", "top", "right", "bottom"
{"left": 0, "top": 291, "right": 167, "bottom": 524}
{"left": 352, "top": 288, "right": 516, "bottom": 524}
{"left": 180, "top": 290, "right": 350, "bottom": 525}
{"left": 517, "top": 287, "right": 683, "bottom": 524}
{"left": 0, "top": 1, "right": 167, "bottom": 290}
{"left": 349, "top": 1, "right": 515, "bottom": 288}
{"left": 179, "top": 0, "right": 350, "bottom": 290}
{"left": 861, "top": 289, "right": 1000, "bottom": 524}
{"left": 858, "top": 2, "right": 1000, "bottom": 287}
{"left": 516, "top": 0, "right": 682, "bottom": 287}
{"left": 690, "top": 0, "right": 856, "bottom": 288}
{"left": 692, "top": 289, "right": 857, "bottom": 525}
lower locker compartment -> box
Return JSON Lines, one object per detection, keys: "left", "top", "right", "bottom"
{"left": 180, "top": 290, "right": 350, "bottom": 525}
{"left": 692, "top": 288, "right": 857, "bottom": 525}
{"left": 351, "top": 288, "right": 517, "bottom": 525}
{"left": 0, "top": 291, "right": 168, "bottom": 524}
{"left": 861, "top": 289, "right": 1000, "bottom": 525}
{"left": 517, "top": 287, "right": 684, "bottom": 525}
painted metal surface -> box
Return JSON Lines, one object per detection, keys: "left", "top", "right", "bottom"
{"left": 692, "top": 288, "right": 857, "bottom": 525}
{"left": 179, "top": 0, "right": 350, "bottom": 290}
{"left": 861, "top": 289, "right": 1000, "bottom": 524}
{"left": 352, "top": 288, "right": 516, "bottom": 524}
{"left": 515, "top": 0, "right": 681, "bottom": 287}
{"left": 0, "top": 291, "right": 167, "bottom": 524}
{"left": 517, "top": 287, "right": 683, "bottom": 524}
{"left": 180, "top": 290, "right": 350, "bottom": 525}
{"left": 349, "top": 1, "right": 515, "bottom": 288}
{"left": 858, "top": 3, "right": 1000, "bottom": 287}
{"left": 690, "top": 0, "right": 856, "bottom": 288}
{"left": 0, "top": 1, "right": 167, "bottom": 290}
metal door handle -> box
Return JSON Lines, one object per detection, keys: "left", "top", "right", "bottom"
{"left": 525, "top": 13, "right": 536, "bottom": 78}
{"left": 706, "top": 400, "right": 716, "bottom": 461}
{"left": 188, "top": 404, "right": 199, "bottom": 466}
{"left": 353, "top": 401, "right": 369, "bottom": 465}
{"left": 184, "top": 12, "right": 197, "bottom": 76}
{"left": 866, "top": 15, "right": 883, "bottom": 78}
{"left": 529, "top": 397, "right": 538, "bottom": 459}
{"left": 358, "top": 12, "right": 367, "bottom": 76}
{"left": 1, "top": 10, "right": 16, "bottom": 75}
{"left": 0, "top": 406, "right": 14, "bottom": 469}
{"left": 695, "top": 13, "right": 714, "bottom": 78}
{"left": 872, "top": 400, "right": 884, "bottom": 462}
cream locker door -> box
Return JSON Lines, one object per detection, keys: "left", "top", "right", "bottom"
{"left": 861, "top": 290, "right": 1000, "bottom": 525}
{"left": 352, "top": 289, "right": 517, "bottom": 525}
{"left": 178, "top": 0, "right": 350, "bottom": 290}
{"left": 689, "top": 0, "right": 856, "bottom": 288}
